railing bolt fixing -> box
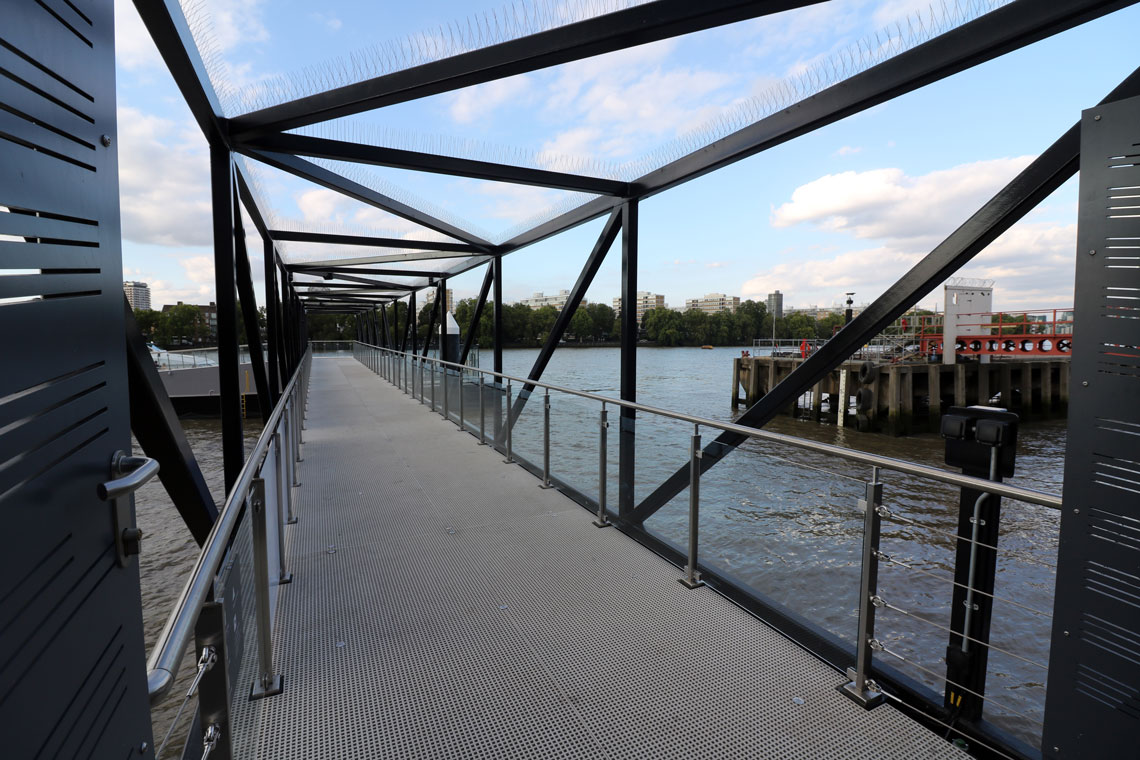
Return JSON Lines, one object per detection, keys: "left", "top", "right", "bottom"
{"left": 249, "top": 478, "right": 283, "bottom": 700}
{"left": 839, "top": 465, "right": 885, "bottom": 709}
{"left": 504, "top": 381, "right": 514, "bottom": 464}
{"left": 593, "top": 406, "right": 611, "bottom": 528}
{"left": 478, "top": 375, "right": 487, "bottom": 444}
{"left": 200, "top": 724, "right": 221, "bottom": 760}
{"left": 679, "top": 424, "right": 704, "bottom": 589}
{"left": 540, "top": 390, "right": 553, "bottom": 488}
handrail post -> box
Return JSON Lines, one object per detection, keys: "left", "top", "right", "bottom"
{"left": 273, "top": 432, "right": 295, "bottom": 575}
{"left": 478, "top": 375, "right": 486, "bottom": 444}
{"left": 419, "top": 356, "right": 425, "bottom": 403}
{"left": 458, "top": 366, "right": 465, "bottom": 431}
{"left": 249, "top": 478, "right": 283, "bottom": 699}
{"left": 540, "top": 389, "right": 552, "bottom": 488}
{"left": 593, "top": 405, "right": 611, "bottom": 528}
{"left": 431, "top": 360, "right": 437, "bottom": 411}
{"left": 840, "top": 466, "right": 885, "bottom": 709}
{"left": 679, "top": 424, "right": 704, "bottom": 588}
{"left": 443, "top": 362, "right": 450, "bottom": 421}
{"left": 503, "top": 380, "right": 514, "bottom": 463}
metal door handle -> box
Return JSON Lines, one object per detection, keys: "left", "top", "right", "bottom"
{"left": 98, "top": 451, "right": 160, "bottom": 501}
{"left": 98, "top": 450, "right": 159, "bottom": 566}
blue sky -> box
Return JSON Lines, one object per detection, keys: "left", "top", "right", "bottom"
{"left": 113, "top": 0, "right": 1140, "bottom": 315}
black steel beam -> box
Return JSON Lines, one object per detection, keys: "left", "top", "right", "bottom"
{"left": 498, "top": 0, "right": 1139, "bottom": 254}
{"left": 131, "top": 0, "right": 226, "bottom": 144}
{"left": 629, "top": 64, "right": 1140, "bottom": 526}
{"left": 228, "top": 0, "right": 822, "bottom": 138}
{"left": 294, "top": 274, "right": 418, "bottom": 289}
{"left": 460, "top": 263, "right": 493, "bottom": 365}
{"left": 288, "top": 264, "right": 441, "bottom": 278}
{"left": 124, "top": 299, "right": 218, "bottom": 544}
{"left": 492, "top": 257, "right": 503, "bottom": 375}
{"left": 510, "top": 208, "right": 622, "bottom": 421}
{"left": 618, "top": 201, "right": 638, "bottom": 518}
{"left": 380, "top": 305, "right": 392, "bottom": 347}
{"left": 240, "top": 149, "right": 493, "bottom": 249}
{"left": 233, "top": 188, "right": 271, "bottom": 423}
{"left": 264, "top": 240, "right": 281, "bottom": 403}
{"left": 241, "top": 133, "right": 629, "bottom": 196}
{"left": 421, "top": 285, "right": 441, "bottom": 357}
{"left": 269, "top": 229, "right": 480, "bottom": 253}
{"left": 211, "top": 147, "right": 244, "bottom": 493}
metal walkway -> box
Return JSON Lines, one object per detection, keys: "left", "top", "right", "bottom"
{"left": 233, "top": 358, "right": 962, "bottom": 759}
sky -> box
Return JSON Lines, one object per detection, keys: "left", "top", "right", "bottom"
{"left": 113, "top": 0, "right": 1140, "bottom": 315}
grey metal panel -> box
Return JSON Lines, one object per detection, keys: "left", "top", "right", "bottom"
{"left": 0, "top": 1, "right": 154, "bottom": 757}
{"left": 1043, "top": 95, "right": 1140, "bottom": 758}
{"left": 227, "top": 358, "right": 963, "bottom": 759}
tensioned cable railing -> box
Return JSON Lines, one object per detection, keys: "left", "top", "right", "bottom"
{"left": 352, "top": 341, "right": 1062, "bottom": 753}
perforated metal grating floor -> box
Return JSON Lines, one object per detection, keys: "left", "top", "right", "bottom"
{"left": 230, "top": 358, "right": 963, "bottom": 759}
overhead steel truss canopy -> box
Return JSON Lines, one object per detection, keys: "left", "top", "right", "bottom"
{"left": 134, "top": 1, "right": 1140, "bottom": 757}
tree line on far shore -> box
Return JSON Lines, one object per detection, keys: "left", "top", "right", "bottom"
{"left": 308, "top": 297, "right": 850, "bottom": 348}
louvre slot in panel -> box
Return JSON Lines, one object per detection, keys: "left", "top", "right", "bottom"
{"left": 3, "top": 4, "right": 97, "bottom": 97}
{"left": 0, "top": 406, "right": 108, "bottom": 501}
{"left": 1091, "top": 454, "right": 1140, "bottom": 495}
{"left": 0, "top": 380, "right": 108, "bottom": 464}
{"left": 0, "top": 38, "right": 93, "bottom": 104}
{"left": 1075, "top": 664, "right": 1140, "bottom": 719}
{"left": 1084, "top": 560, "right": 1140, "bottom": 610}
{"left": 0, "top": 361, "right": 105, "bottom": 429}
{"left": 0, "top": 42, "right": 94, "bottom": 124}
{"left": 1088, "top": 505, "right": 1140, "bottom": 553}
{"left": 35, "top": 629, "right": 125, "bottom": 759}
{"left": 0, "top": 271, "right": 100, "bottom": 302}
{"left": 34, "top": 0, "right": 94, "bottom": 47}
{"left": 0, "top": 205, "right": 98, "bottom": 244}
{"left": 1081, "top": 612, "right": 1140, "bottom": 665}
{"left": 0, "top": 107, "right": 96, "bottom": 171}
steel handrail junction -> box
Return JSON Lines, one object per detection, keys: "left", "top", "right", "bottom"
{"left": 146, "top": 351, "right": 311, "bottom": 704}
{"left": 355, "top": 342, "right": 1061, "bottom": 510}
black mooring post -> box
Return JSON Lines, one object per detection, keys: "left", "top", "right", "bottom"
{"left": 264, "top": 241, "right": 281, "bottom": 403}
{"left": 619, "top": 199, "right": 638, "bottom": 518}
{"left": 940, "top": 406, "right": 1018, "bottom": 722}
{"left": 211, "top": 146, "right": 244, "bottom": 494}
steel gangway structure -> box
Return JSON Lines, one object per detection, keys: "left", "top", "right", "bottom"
{"left": 2, "top": 2, "right": 1138, "bottom": 759}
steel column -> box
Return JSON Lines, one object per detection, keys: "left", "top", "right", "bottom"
{"left": 461, "top": 263, "right": 493, "bottom": 365}
{"left": 264, "top": 241, "right": 281, "bottom": 403}
{"left": 212, "top": 146, "right": 244, "bottom": 494}
{"left": 233, "top": 189, "right": 271, "bottom": 423}
{"left": 492, "top": 256, "right": 504, "bottom": 374}
{"left": 618, "top": 200, "right": 638, "bottom": 518}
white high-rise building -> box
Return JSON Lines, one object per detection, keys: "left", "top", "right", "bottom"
{"left": 612, "top": 291, "right": 665, "bottom": 325}
{"left": 424, "top": 288, "right": 454, "bottom": 313}
{"left": 521, "top": 290, "right": 578, "bottom": 310}
{"left": 123, "top": 281, "right": 151, "bottom": 310}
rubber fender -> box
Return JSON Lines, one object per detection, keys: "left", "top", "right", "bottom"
{"left": 858, "top": 361, "right": 876, "bottom": 385}
{"left": 856, "top": 387, "right": 874, "bottom": 412}
{"left": 855, "top": 413, "right": 871, "bottom": 432}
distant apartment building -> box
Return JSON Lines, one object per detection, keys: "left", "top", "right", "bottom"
{"left": 612, "top": 291, "right": 665, "bottom": 325}
{"left": 521, "top": 290, "right": 577, "bottom": 310}
{"left": 123, "top": 281, "right": 151, "bottom": 310}
{"left": 424, "top": 287, "right": 454, "bottom": 313}
{"left": 163, "top": 301, "right": 218, "bottom": 332}
{"left": 685, "top": 293, "right": 739, "bottom": 314}
{"left": 766, "top": 290, "right": 784, "bottom": 319}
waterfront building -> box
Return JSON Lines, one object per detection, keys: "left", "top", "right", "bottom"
{"left": 612, "top": 291, "right": 665, "bottom": 325}
{"left": 521, "top": 290, "right": 577, "bottom": 310}
{"left": 162, "top": 301, "right": 219, "bottom": 333}
{"left": 123, "top": 280, "right": 151, "bottom": 310}
{"left": 685, "top": 293, "right": 740, "bottom": 314}
{"left": 424, "top": 287, "right": 454, "bottom": 313}
{"left": 766, "top": 290, "right": 784, "bottom": 319}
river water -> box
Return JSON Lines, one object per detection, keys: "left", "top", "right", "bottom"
{"left": 140, "top": 346, "right": 1062, "bottom": 752}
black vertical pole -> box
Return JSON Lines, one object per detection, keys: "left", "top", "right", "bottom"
{"left": 619, "top": 199, "right": 638, "bottom": 518}
{"left": 460, "top": 263, "right": 493, "bottom": 365}
{"left": 380, "top": 305, "right": 391, "bottom": 347}
{"left": 232, "top": 190, "right": 270, "bottom": 423}
{"left": 409, "top": 291, "right": 418, "bottom": 354}
{"left": 493, "top": 256, "right": 503, "bottom": 375}
{"left": 264, "top": 241, "right": 280, "bottom": 403}
{"left": 211, "top": 145, "right": 243, "bottom": 494}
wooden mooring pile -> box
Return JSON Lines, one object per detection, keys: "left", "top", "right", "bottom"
{"left": 732, "top": 356, "right": 1070, "bottom": 435}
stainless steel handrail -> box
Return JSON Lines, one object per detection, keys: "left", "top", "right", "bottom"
{"left": 147, "top": 351, "right": 311, "bottom": 704}
{"left": 355, "top": 342, "right": 1062, "bottom": 510}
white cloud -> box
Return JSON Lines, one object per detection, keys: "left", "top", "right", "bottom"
{"left": 448, "top": 75, "right": 533, "bottom": 124}
{"left": 834, "top": 145, "right": 862, "bottom": 156}
{"left": 751, "top": 156, "right": 1077, "bottom": 309}
{"left": 771, "top": 156, "right": 1035, "bottom": 246}
{"left": 295, "top": 188, "right": 427, "bottom": 237}
{"left": 117, "top": 106, "right": 213, "bottom": 246}
{"left": 114, "top": 0, "right": 162, "bottom": 70}
{"left": 201, "top": 0, "right": 269, "bottom": 51}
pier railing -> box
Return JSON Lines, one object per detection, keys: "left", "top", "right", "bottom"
{"left": 354, "top": 341, "right": 1062, "bottom": 756}
{"left": 147, "top": 351, "right": 311, "bottom": 758}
